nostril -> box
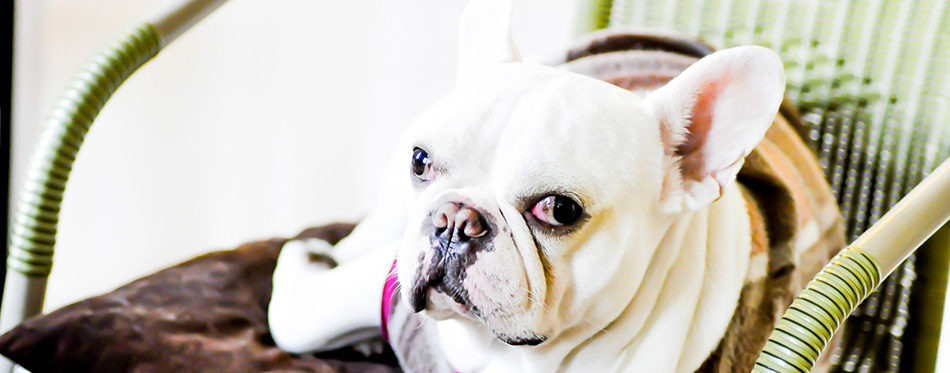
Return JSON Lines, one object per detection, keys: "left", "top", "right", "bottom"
{"left": 464, "top": 219, "right": 487, "bottom": 238}
{"left": 433, "top": 211, "right": 448, "bottom": 229}
{"left": 457, "top": 221, "right": 471, "bottom": 242}
{"left": 433, "top": 203, "right": 458, "bottom": 228}
{"left": 432, "top": 202, "right": 490, "bottom": 242}
{"left": 455, "top": 207, "right": 488, "bottom": 240}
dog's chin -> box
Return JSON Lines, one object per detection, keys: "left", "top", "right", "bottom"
{"left": 423, "top": 291, "right": 549, "bottom": 347}
{"left": 423, "top": 290, "right": 479, "bottom": 321}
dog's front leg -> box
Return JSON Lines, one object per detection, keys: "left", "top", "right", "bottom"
{"left": 269, "top": 237, "right": 397, "bottom": 353}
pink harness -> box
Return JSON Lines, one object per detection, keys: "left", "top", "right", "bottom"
{"left": 380, "top": 259, "right": 461, "bottom": 373}
{"left": 380, "top": 259, "right": 399, "bottom": 343}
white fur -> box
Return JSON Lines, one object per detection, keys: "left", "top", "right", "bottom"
{"left": 269, "top": 0, "right": 785, "bottom": 371}
{"left": 457, "top": 0, "right": 521, "bottom": 85}
{"left": 269, "top": 237, "right": 398, "bottom": 353}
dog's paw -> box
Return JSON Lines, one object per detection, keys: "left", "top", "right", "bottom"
{"left": 278, "top": 238, "right": 339, "bottom": 272}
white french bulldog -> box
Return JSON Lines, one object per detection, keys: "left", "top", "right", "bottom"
{"left": 268, "top": 0, "right": 786, "bottom": 371}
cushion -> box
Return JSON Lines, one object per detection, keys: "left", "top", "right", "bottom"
{"left": 0, "top": 223, "right": 400, "bottom": 372}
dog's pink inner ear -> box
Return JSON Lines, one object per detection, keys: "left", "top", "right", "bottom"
{"left": 647, "top": 46, "right": 786, "bottom": 212}
{"left": 674, "top": 80, "right": 720, "bottom": 183}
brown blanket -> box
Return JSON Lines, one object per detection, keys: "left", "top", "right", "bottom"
{"left": 0, "top": 224, "right": 400, "bottom": 373}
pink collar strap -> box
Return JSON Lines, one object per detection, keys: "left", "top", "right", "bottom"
{"left": 380, "top": 259, "right": 399, "bottom": 343}
{"left": 380, "top": 258, "right": 461, "bottom": 373}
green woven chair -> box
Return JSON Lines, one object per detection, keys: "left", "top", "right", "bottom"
{"left": 3, "top": 0, "right": 950, "bottom": 372}
{"left": 579, "top": 0, "right": 950, "bottom": 371}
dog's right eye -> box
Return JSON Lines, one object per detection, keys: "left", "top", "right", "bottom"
{"left": 531, "top": 195, "right": 582, "bottom": 226}
{"left": 411, "top": 148, "right": 435, "bottom": 181}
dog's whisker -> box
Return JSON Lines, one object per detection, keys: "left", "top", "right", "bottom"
{"left": 519, "top": 286, "right": 553, "bottom": 314}
{"left": 581, "top": 317, "right": 611, "bottom": 336}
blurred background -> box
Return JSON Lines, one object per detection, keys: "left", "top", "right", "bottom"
{"left": 11, "top": 0, "right": 575, "bottom": 311}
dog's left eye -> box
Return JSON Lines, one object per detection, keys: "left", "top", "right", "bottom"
{"left": 411, "top": 148, "right": 435, "bottom": 181}
{"left": 531, "top": 195, "right": 582, "bottom": 226}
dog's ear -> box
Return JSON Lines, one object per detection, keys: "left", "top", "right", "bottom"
{"left": 644, "top": 46, "right": 786, "bottom": 213}
{"left": 457, "top": 0, "right": 521, "bottom": 84}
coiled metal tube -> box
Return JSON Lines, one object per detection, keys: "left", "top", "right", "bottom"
{"left": 8, "top": 23, "right": 161, "bottom": 276}
{"left": 754, "top": 247, "right": 882, "bottom": 372}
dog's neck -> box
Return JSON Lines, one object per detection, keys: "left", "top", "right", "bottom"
{"left": 434, "top": 182, "right": 753, "bottom": 373}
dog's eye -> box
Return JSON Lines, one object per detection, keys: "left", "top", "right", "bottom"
{"left": 411, "top": 148, "right": 434, "bottom": 181}
{"left": 531, "top": 195, "right": 582, "bottom": 226}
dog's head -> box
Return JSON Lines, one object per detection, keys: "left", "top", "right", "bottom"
{"left": 395, "top": 0, "right": 785, "bottom": 346}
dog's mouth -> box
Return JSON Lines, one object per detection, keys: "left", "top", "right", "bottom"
{"left": 406, "top": 259, "right": 550, "bottom": 347}
{"left": 408, "top": 228, "right": 486, "bottom": 314}
{"left": 410, "top": 286, "right": 479, "bottom": 319}
{"left": 410, "top": 283, "right": 548, "bottom": 346}
{"left": 408, "top": 270, "right": 479, "bottom": 314}
{"left": 408, "top": 252, "right": 483, "bottom": 320}
{"left": 497, "top": 334, "right": 547, "bottom": 346}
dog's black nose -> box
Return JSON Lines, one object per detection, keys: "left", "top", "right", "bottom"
{"left": 432, "top": 202, "right": 489, "bottom": 244}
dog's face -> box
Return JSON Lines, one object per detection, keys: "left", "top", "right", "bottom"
{"left": 397, "top": 64, "right": 665, "bottom": 345}
{"left": 396, "top": 0, "right": 785, "bottom": 347}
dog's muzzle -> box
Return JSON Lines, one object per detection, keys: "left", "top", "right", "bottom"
{"left": 409, "top": 201, "right": 494, "bottom": 314}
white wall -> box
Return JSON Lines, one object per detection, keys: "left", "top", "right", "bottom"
{"left": 12, "top": 0, "right": 577, "bottom": 311}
